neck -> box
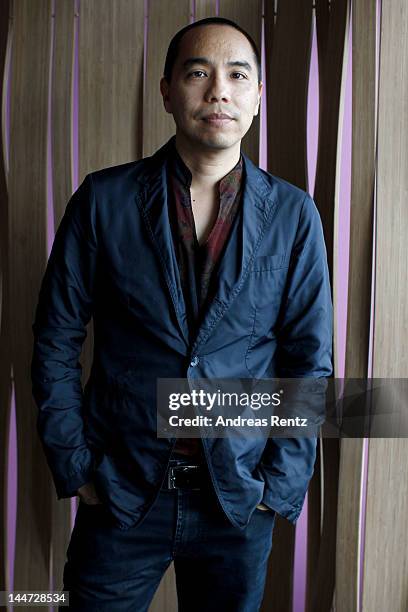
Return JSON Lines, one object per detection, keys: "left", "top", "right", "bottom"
{"left": 174, "top": 132, "right": 241, "bottom": 192}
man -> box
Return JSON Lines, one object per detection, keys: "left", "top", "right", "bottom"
{"left": 31, "top": 16, "right": 333, "bottom": 612}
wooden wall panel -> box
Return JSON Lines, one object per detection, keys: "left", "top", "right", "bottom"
{"left": 79, "top": 0, "right": 144, "bottom": 174}
{"left": 371, "top": 4, "right": 408, "bottom": 379}
{"left": 363, "top": 1, "right": 408, "bottom": 610}
{"left": 307, "top": 3, "right": 349, "bottom": 612}
{"left": 336, "top": 1, "right": 377, "bottom": 611}
{"left": 307, "top": 440, "right": 340, "bottom": 612}
{"left": 52, "top": 0, "right": 75, "bottom": 225}
{"left": 345, "top": 1, "right": 376, "bottom": 379}
{"left": 218, "top": 0, "right": 262, "bottom": 164}
{"left": 76, "top": 0, "right": 145, "bottom": 601}
{"left": 362, "top": 440, "right": 408, "bottom": 612}
{"left": 261, "top": 514, "right": 296, "bottom": 612}
{"left": 305, "top": 437, "right": 323, "bottom": 612}
{"left": 78, "top": 0, "right": 144, "bottom": 592}
{"left": 336, "top": 438, "right": 365, "bottom": 612}
{"left": 50, "top": 0, "right": 76, "bottom": 593}
{"left": 143, "top": 0, "right": 192, "bottom": 157}
{"left": 8, "top": 0, "right": 52, "bottom": 602}
{"left": 0, "top": 0, "right": 11, "bottom": 599}
{"left": 263, "top": 3, "right": 314, "bottom": 610}
{"left": 314, "top": 0, "right": 349, "bottom": 285}
{"left": 195, "top": 0, "right": 217, "bottom": 21}
{"left": 265, "top": 0, "right": 313, "bottom": 191}
{"left": 149, "top": 571, "right": 177, "bottom": 612}
{"left": 5, "top": 3, "right": 408, "bottom": 612}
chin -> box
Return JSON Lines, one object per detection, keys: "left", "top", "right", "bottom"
{"left": 193, "top": 132, "right": 239, "bottom": 150}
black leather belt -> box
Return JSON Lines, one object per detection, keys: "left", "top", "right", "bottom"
{"left": 164, "top": 461, "right": 206, "bottom": 490}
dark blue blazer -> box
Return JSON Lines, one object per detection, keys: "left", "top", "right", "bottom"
{"left": 31, "top": 136, "right": 333, "bottom": 531}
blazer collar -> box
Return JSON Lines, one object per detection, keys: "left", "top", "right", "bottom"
{"left": 136, "top": 135, "right": 272, "bottom": 201}
{"left": 135, "top": 136, "right": 278, "bottom": 352}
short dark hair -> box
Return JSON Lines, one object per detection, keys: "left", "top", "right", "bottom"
{"left": 163, "top": 17, "right": 262, "bottom": 84}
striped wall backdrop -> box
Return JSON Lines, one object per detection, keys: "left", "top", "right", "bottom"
{"left": 1, "top": 1, "right": 407, "bottom": 611}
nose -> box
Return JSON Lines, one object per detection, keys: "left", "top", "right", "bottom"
{"left": 204, "top": 73, "right": 231, "bottom": 104}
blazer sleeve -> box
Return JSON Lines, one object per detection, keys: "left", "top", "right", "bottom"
{"left": 258, "top": 193, "right": 333, "bottom": 523}
{"left": 31, "top": 174, "right": 98, "bottom": 499}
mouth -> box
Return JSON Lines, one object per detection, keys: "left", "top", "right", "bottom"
{"left": 201, "top": 115, "right": 234, "bottom": 127}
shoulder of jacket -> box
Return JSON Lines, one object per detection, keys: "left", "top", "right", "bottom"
{"left": 87, "top": 157, "right": 148, "bottom": 187}
{"left": 257, "top": 167, "right": 310, "bottom": 204}
{"left": 242, "top": 154, "right": 311, "bottom": 209}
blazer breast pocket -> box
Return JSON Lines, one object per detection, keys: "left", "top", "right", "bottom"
{"left": 251, "top": 253, "right": 288, "bottom": 273}
{"left": 246, "top": 253, "right": 289, "bottom": 313}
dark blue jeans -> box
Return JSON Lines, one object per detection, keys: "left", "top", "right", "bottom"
{"left": 61, "top": 459, "right": 276, "bottom": 611}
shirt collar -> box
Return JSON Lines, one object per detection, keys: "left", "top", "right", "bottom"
{"left": 169, "top": 135, "right": 243, "bottom": 196}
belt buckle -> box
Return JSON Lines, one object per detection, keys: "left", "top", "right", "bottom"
{"left": 167, "top": 464, "right": 200, "bottom": 490}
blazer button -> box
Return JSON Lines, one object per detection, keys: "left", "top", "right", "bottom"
{"left": 190, "top": 356, "right": 199, "bottom": 367}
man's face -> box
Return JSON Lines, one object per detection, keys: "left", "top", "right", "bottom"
{"left": 160, "top": 25, "right": 263, "bottom": 151}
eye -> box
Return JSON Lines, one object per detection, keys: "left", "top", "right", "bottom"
{"left": 231, "top": 72, "right": 247, "bottom": 80}
{"left": 188, "top": 70, "right": 207, "bottom": 78}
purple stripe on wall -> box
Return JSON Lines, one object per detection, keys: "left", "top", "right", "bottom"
{"left": 292, "top": 9, "right": 321, "bottom": 612}
{"left": 337, "top": 0, "right": 353, "bottom": 383}
{"left": 308, "top": 10, "right": 320, "bottom": 202}
{"left": 4, "top": 12, "right": 11, "bottom": 176}
{"left": 293, "top": 494, "right": 308, "bottom": 612}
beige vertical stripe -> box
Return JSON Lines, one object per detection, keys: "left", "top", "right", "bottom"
{"left": 143, "top": 0, "right": 192, "bottom": 157}
{"left": 363, "top": 1, "right": 408, "bottom": 610}
{"left": 79, "top": 0, "right": 144, "bottom": 175}
{"left": 195, "top": 0, "right": 217, "bottom": 21}
{"left": 362, "top": 439, "right": 408, "bottom": 612}
{"left": 9, "top": 0, "right": 52, "bottom": 601}
{"left": 336, "top": 0, "right": 377, "bottom": 610}
{"left": 345, "top": 0, "right": 376, "bottom": 379}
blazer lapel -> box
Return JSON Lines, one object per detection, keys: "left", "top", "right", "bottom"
{"left": 190, "top": 155, "right": 278, "bottom": 355}
{"left": 135, "top": 139, "right": 190, "bottom": 347}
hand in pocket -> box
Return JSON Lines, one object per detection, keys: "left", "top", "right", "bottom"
{"left": 77, "top": 480, "right": 103, "bottom": 505}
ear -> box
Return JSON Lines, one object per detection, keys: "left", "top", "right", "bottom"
{"left": 254, "top": 98, "right": 260, "bottom": 117}
{"left": 160, "top": 77, "right": 172, "bottom": 114}
{"left": 254, "top": 81, "right": 263, "bottom": 117}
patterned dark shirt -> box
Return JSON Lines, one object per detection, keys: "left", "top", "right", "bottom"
{"left": 167, "top": 138, "right": 244, "bottom": 458}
